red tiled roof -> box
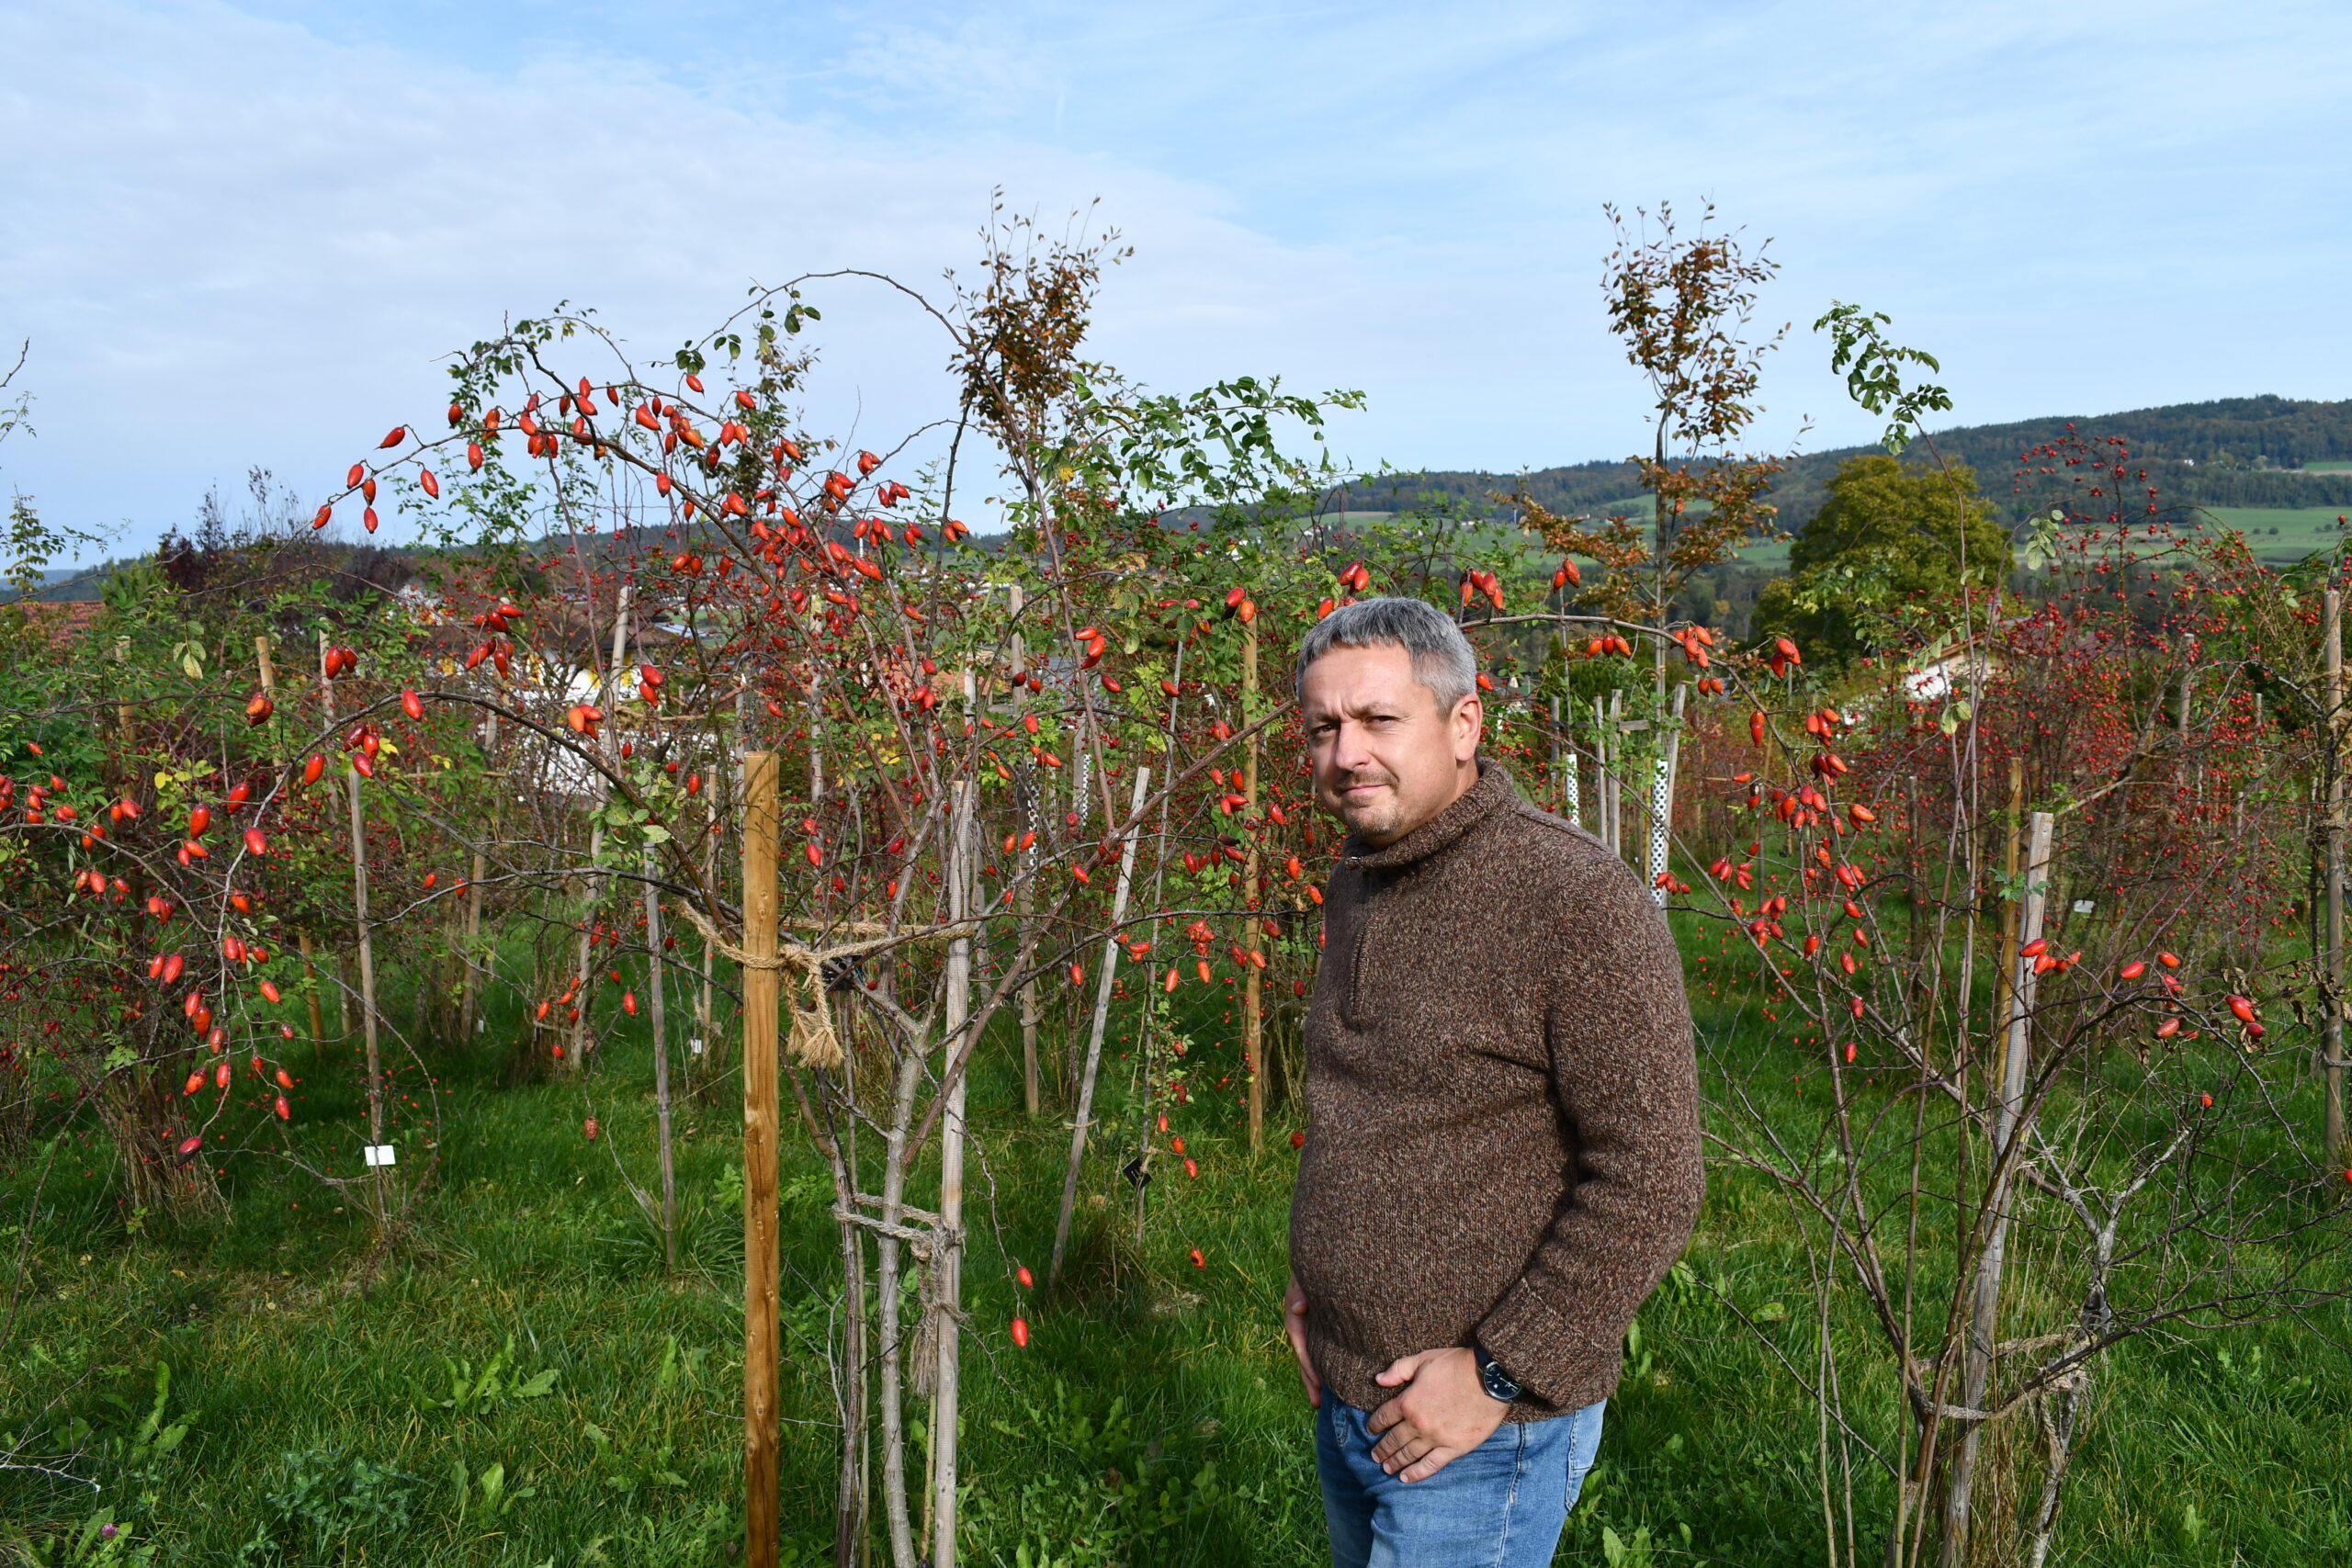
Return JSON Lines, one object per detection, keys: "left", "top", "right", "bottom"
{"left": 8, "top": 601, "right": 104, "bottom": 648}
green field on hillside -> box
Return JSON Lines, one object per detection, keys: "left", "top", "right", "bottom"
{"left": 2199, "top": 505, "right": 2350, "bottom": 559}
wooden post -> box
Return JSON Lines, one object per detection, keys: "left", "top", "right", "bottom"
{"left": 258, "top": 637, "right": 328, "bottom": 1055}
{"left": 298, "top": 932, "right": 327, "bottom": 1054}
{"left": 1946, "top": 808, "right": 2054, "bottom": 1562}
{"left": 1590, "top": 697, "right": 1606, "bottom": 851}
{"left": 1011, "top": 585, "right": 1040, "bottom": 1116}
{"left": 459, "top": 712, "right": 496, "bottom": 1042}
{"left": 567, "top": 584, "right": 634, "bottom": 1070}
{"left": 645, "top": 852, "right": 677, "bottom": 1275}
{"left": 740, "top": 750, "right": 782, "bottom": 1568}
{"left": 1049, "top": 767, "right": 1152, "bottom": 1284}
{"left": 2327, "top": 591, "right": 2346, "bottom": 1163}
{"left": 323, "top": 633, "right": 389, "bottom": 1228}
{"left": 932, "top": 777, "right": 977, "bottom": 1568}
{"left": 1994, "top": 761, "right": 2027, "bottom": 1032}
{"left": 1996, "top": 816, "right": 2054, "bottom": 1165}
{"left": 697, "top": 832, "right": 718, "bottom": 1083}
{"left": 1600, "top": 693, "right": 1621, "bottom": 855}
{"left": 115, "top": 637, "right": 135, "bottom": 743}
{"left": 1243, "top": 622, "right": 1265, "bottom": 1152}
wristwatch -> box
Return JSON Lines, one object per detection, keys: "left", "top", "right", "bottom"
{"left": 1474, "top": 1342, "right": 1521, "bottom": 1404}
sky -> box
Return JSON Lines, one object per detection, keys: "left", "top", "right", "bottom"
{"left": 4, "top": 0, "right": 2349, "bottom": 561}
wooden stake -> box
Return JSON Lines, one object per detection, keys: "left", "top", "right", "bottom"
{"left": 566, "top": 584, "right": 634, "bottom": 1070}
{"left": 1243, "top": 623, "right": 1265, "bottom": 1153}
{"left": 322, "top": 633, "right": 389, "bottom": 1229}
{"left": 2326, "top": 591, "right": 2346, "bottom": 1163}
{"left": 645, "top": 851, "right": 677, "bottom": 1275}
{"left": 932, "top": 777, "right": 977, "bottom": 1568}
{"left": 740, "top": 750, "right": 782, "bottom": 1568}
{"left": 114, "top": 637, "right": 135, "bottom": 743}
{"left": 1611, "top": 690, "right": 1627, "bottom": 860}
{"left": 1599, "top": 693, "right": 1620, "bottom": 855}
{"left": 299, "top": 931, "right": 326, "bottom": 1053}
{"left": 459, "top": 713, "right": 495, "bottom": 1042}
{"left": 697, "top": 832, "right": 718, "bottom": 1084}
{"left": 1049, "top": 767, "right": 1152, "bottom": 1284}
{"left": 256, "top": 638, "right": 330, "bottom": 1054}
{"left": 1993, "top": 761, "right": 2027, "bottom": 1034}
{"left": 1011, "top": 584, "right": 1040, "bottom": 1117}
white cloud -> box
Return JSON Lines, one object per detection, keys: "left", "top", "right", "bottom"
{"left": 5, "top": 0, "right": 2350, "bottom": 561}
{"left": 0, "top": 0, "right": 1363, "bottom": 554}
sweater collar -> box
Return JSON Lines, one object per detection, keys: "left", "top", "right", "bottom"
{"left": 1344, "top": 759, "right": 1515, "bottom": 871}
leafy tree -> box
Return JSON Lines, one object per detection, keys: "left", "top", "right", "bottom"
{"left": 1517, "top": 201, "right": 1787, "bottom": 643}
{"left": 1749, "top": 454, "right": 2010, "bottom": 666}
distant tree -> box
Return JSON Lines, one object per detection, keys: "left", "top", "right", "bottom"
{"left": 1749, "top": 454, "right": 2010, "bottom": 667}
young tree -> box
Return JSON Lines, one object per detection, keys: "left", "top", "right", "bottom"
{"left": 1518, "top": 202, "right": 1788, "bottom": 650}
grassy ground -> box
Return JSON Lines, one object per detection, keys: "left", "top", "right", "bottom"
{"left": 5, "top": 926, "right": 2350, "bottom": 1565}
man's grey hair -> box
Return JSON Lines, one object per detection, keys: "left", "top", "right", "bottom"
{"left": 1295, "top": 595, "right": 1478, "bottom": 715}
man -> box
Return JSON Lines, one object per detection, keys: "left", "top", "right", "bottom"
{"left": 1284, "top": 596, "right": 1703, "bottom": 1567}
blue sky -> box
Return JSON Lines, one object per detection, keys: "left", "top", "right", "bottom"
{"left": 4, "top": 0, "right": 2348, "bottom": 560}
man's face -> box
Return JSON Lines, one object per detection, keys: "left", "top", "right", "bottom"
{"left": 1301, "top": 643, "right": 1483, "bottom": 847}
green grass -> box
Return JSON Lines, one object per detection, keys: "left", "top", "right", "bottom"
{"left": 5, "top": 929, "right": 2350, "bottom": 1566}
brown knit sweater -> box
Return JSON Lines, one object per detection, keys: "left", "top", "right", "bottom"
{"left": 1288, "top": 759, "right": 1703, "bottom": 1420}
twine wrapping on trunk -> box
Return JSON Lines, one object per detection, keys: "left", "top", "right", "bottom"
{"left": 672, "top": 903, "right": 973, "bottom": 1070}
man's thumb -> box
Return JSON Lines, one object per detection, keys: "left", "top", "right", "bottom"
{"left": 1373, "top": 1352, "right": 1427, "bottom": 1388}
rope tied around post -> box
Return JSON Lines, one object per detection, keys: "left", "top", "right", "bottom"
{"left": 671, "top": 902, "right": 978, "bottom": 1069}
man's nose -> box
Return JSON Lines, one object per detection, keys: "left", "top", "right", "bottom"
{"left": 1329, "top": 718, "right": 1373, "bottom": 772}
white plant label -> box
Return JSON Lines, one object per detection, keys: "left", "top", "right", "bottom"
{"left": 363, "top": 1144, "right": 398, "bottom": 1168}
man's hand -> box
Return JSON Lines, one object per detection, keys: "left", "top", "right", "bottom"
{"left": 1283, "top": 1274, "right": 1321, "bottom": 1407}
{"left": 1366, "top": 1348, "right": 1507, "bottom": 1482}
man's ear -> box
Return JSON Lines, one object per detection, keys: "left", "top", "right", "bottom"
{"left": 1452, "top": 694, "right": 1484, "bottom": 761}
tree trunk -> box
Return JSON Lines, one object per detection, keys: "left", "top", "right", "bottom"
{"left": 931, "top": 779, "right": 976, "bottom": 1568}
{"left": 1050, "top": 769, "right": 1151, "bottom": 1283}
{"left": 1940, "top": 810, "right": 2053, "bottom": 1566}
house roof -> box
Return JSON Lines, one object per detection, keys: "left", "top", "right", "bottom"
{"left": 7, "top": 600, "right": 105, "bottom": 649}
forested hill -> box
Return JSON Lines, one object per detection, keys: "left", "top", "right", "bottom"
{"left": 1340, "top": 394, "right": 2352, "bottom": 529}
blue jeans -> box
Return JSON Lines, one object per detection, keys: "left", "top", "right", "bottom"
{"left": 1316, "top": 1394, "right": 1606, "bottom": 1568}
